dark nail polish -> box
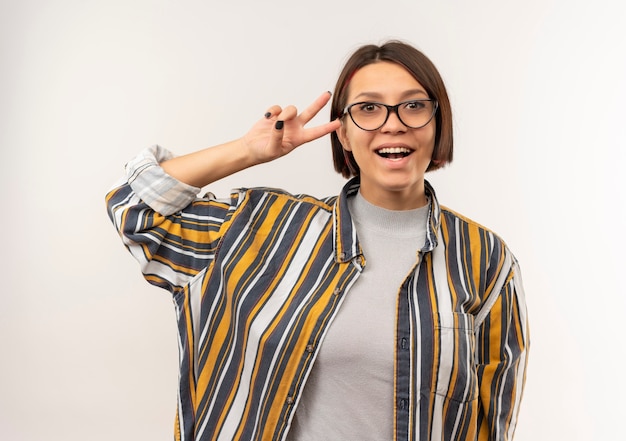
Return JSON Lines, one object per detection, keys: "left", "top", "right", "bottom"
{"left": 264, "top": 112, "right": 272, "bottom": 119}
{"left": 275, "top": 120, "right": 284, "bottom": 130}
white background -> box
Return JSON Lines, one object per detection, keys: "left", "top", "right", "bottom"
{"left": 1, "top": 0, "right": 624, "bottom": 439}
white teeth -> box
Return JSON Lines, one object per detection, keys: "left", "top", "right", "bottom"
{"left": 377, "top": 147, "right": 411, "bottom": 154}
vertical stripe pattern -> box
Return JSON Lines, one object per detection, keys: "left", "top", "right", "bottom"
{"left": 106, "top": 146, "right": 528, "bottom": 440}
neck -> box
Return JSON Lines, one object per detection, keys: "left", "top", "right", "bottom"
{"left": 358, "top": 181, "right": 428, "bottom": 210}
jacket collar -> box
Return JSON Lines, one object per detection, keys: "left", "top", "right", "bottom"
{"left": 332, "top": 177, "right": 441, "bottom": 265}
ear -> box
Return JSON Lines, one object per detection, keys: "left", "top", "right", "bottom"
{"left": 337, "top": 122, "right": 352, "bottom": 152}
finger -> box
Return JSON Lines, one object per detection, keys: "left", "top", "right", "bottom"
{"left": 264, "top": 117, "right": 286, "bottom": 153}
{"left": 299, "top": 91, "right": 332, "bottom": 124}
{"left": 276, "top": 105, "right": 298, "bottom": 122}
{"left": 301, "top": 119, "right": 342, "bottom": 144}
{"left": 264, "top": 105, "right": 283, "bottom": 119}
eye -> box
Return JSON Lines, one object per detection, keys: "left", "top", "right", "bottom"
{"left": 358, "top": 102, "right": 382, "bottom": 113}
{"left": 403, "top": 100, "right": 427, "bottom": 111}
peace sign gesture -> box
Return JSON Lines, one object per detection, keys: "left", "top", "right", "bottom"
{"left": 160, "top": 92, "right": 341, "bottom": 188}
{"left": 242, "top": 91, "right": 342, "bottom": 164}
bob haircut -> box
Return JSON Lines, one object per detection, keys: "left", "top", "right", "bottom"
{"left": 330, "top": 41, "right": 454, "bottom": 178}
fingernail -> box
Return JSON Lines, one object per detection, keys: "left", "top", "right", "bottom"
{"left": 264, "top": 112, "right": 272, "bottom": 119}
{"left": 275, "top": 120, "right": 284, "bottom": 130}
{"left": 327, "top": 91, "right": 332, "bottom": 95}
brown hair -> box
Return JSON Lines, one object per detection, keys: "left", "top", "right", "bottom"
{"left": 331, "top": 41, "right": 453, "bottom": 178}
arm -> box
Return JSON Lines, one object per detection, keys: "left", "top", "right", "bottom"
{"left": 106, "top": 92, "right": 340, "bottom": 293}
{"left": 160, "top": 91, "right": 341, "bottom": 188}
{"left": 476, "top": 259, "right": 529, "bottom": 441}
{"left": 105, "top": 145, "right": 227, "bottom": 293}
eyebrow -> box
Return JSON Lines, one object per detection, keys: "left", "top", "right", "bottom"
{"left": 352, "top": 88, "right": 429, "bottom": 101}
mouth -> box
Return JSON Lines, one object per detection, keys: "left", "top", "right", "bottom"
{"left": 376, "top": 146, "right": 414, "bottom": 159}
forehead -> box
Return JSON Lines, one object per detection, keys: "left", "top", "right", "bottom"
{"left": 347, "top": 61, "right": 427, "bottom": 100}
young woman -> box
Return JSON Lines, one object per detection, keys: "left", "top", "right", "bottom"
{"left": 106, "top": 41, "right": 528, "bottom": 441}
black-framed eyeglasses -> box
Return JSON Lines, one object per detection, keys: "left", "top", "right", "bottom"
{"left": 342, "top": 99, "right": 438, "bottom": 131}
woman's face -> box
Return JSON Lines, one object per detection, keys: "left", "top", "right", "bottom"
{"left": 338, "top": 61, "right": 436, "bottom": 210}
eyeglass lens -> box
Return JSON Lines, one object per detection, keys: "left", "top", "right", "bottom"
{"left": 348, "top": 100, "right": 436, "bottom": 131}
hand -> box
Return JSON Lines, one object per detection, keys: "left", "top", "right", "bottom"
{"left": 242, "top": 91, "right": 342, "bottom": 164}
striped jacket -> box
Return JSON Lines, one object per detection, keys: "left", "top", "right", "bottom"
{"left": 106, "top": 145, "right": 529, "bottom": 441}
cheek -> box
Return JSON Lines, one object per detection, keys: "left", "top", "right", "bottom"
{"left": 342, "top": 126, "right": 371, "bottom": 152}
{"left": 427, "top": 124, "right": 437, "bottom": 149}
{"left": 415, "top": 126, "right": 436, "bottom": 154}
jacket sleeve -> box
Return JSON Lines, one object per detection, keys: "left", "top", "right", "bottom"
{"left": 105, "top": 145, "right": 235, "bottom": 294}
{"left": 475, "top": 254, "right": 530, "bottom": 441}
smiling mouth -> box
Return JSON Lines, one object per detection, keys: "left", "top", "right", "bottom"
{"left": 376, "top": 146, "right": 413, "bottom": 159}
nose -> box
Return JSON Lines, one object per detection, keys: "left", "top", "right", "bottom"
{"left": 380, "top": 107, "right": 407, "bottom": 133}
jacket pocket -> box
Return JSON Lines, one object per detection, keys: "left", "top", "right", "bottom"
{"left": 434, "top": 312, "right": 478, "bottom": 403}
